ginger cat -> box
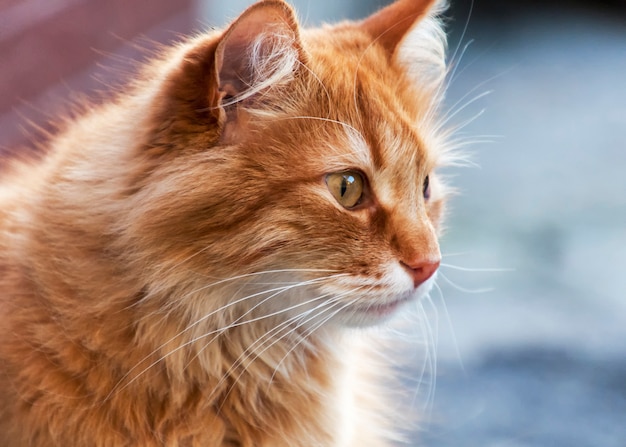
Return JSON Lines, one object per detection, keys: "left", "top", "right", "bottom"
{"left": 0, "top": 0, "right": 453, "bottom": 445}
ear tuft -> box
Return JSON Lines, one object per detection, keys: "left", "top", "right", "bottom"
{"left": 361, "top": 0, "right": 447, "bottom": 94}
{"left": 215, "top": 0, "right": 305, "bottom": 104}
{"left": 395, "top": 2, "right": 447, "bottom": 94}
{"left": 361, "top": 0, "right": 439, "bottom": 56}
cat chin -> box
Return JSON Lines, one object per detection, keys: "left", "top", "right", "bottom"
{"left": 338, "top": 296, "right": 413, "bottom": 328}
{"left": 334, "top": 274, "right": 437, "bottom": 328}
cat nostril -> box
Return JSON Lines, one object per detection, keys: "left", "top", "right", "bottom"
{"left": 401, "top": 259, "right": 440, "bottom": 287}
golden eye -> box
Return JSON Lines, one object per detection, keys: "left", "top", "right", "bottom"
{"left": 326, "top": 171, "right": 364, "bottom": 209}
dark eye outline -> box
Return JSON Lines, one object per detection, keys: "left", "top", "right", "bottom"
{"left": 423, "top": 175, "right": 431, "bottom": 200}
{"left": 325, "top": 170, "right": 366, "bottom": 210}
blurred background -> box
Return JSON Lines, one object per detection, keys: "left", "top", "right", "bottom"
{"left": 1, "top": 0, "right": 625, "bottom": 445}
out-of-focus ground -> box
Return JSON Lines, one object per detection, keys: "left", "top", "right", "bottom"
{"left": 416, "top": 3, "right": 626, "bottom": 445}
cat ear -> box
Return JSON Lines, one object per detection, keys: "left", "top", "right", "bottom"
{"left": 149, "top": 1, "right": 303, "bottom": 151}
{"left": 361, "top": 0, "right": 439, "bottom": 55}
{"left": 213, "top": 0, "right": 305, "bottom": 106}
{"left": 361, "top": 0, "right": 446, "bottom": 91}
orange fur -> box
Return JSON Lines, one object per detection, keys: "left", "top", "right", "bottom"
{"left": 0, "top": 0, "right": 453, "bottom": 445}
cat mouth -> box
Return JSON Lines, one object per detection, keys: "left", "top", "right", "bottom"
{"left": 351, "top": 294, "right": 413, "bottom": 319}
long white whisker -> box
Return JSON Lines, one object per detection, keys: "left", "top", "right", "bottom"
{"left": 226, "top": 297, "right": 336, "bottom": 374}
{"left": 186, "top": 291, "right": 339, "bottom": 373}
{"left": 446, "top": 0, "right": 475, "bottom": 83}
{"left": 420, "top": 295, "right": 439, "bottom": 418}
{"left": 438, "top": 64, "right": 515, "bottom": 137}
{"left": 433, "top": 282, "right": 465, "bottom": 373}
{"left": 411, "top": 298, "right": 437, "bottom": 417}
{"left": 442, "top": 107, "right": 487, "bottom": 139}
{"left": 182, "top": 273, "right": 348, "bottom": 330}
{"left": 439, "top": 90, "right": 492, "bottom": 130}
{"left": 445, "top": 39, "right": 474, "bottom": 89}
{"left": 108, "top": 291, "right": 333, "bottom": 401}
{"left": 228, "top": 295, "right": 347, "bottom": 390}
{"left": 438, "top": 272, "right": 495, "bottom": 294}
{"left": 295, "top": 59, "right": 333, "bottom": 121}
{"left": 440, "top": 263, "right": 514, "bottom": 273}
{"left": 266, "top": 294, "right": 359, "bottom": 388}
{"left": 182, "top": 268, "right": 343, "bottom": 285}
{"left": 136, "top": 275, "right": 330, "bottom": 341}
{"left": 193, "top": 308, "right": 314, "bottom": 404}
{"left": 204, "top": 309, "right": 314, "bottom": 414}
{"left": 213, "top": 295, "right": 351, "bottom": 413}
{"left": 105, "top": 274, "right": 347, "bottom": 401}
{"left": 127, "top": 268, "right": 341, "bottom": 310}
{"left": 268, "top": 115, "right": 362, "bottom": 137}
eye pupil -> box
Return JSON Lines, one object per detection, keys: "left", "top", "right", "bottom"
{"left": 341, "top": 177, "right": 348, "bottom": 197}
{"left": 326, "top": 171, "right": 364, "bottom": 209}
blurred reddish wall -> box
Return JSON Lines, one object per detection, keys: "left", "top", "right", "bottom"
{"left": 0, "top": 0, "right": 194, "bottom": 152}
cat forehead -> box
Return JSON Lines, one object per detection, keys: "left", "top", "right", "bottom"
{"left": 338, "top": 122, "right": 430, "bottom": 176}
{"left": 310, "top": 61, "right": 433, "bottom": 173}
{"left": 301, "top": 27, "right": 438, "bottom": 150}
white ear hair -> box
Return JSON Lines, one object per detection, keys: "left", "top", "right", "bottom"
{"left": 242, "top": 27, "right": 300, "bottom": 100}
{"left": 216, "top": 0, "right": 303, "bottom": 104}
{"left": 395, "top": 1, "right": 447, "bottom": 96}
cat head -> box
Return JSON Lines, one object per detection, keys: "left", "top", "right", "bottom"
{"left": 127, "top": 0, "right": 452, "bottom": 327}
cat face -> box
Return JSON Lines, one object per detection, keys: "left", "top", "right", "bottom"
{"left": 129, "top": 0, "right": 449, "bottom": 328}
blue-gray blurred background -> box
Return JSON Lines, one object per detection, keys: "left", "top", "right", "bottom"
{"left": 2, "top": 0, "right": 625, "bottom": 445}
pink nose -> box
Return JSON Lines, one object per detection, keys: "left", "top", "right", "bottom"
{"left": 401, "top": 259, "right": 440, "bottom": 288}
